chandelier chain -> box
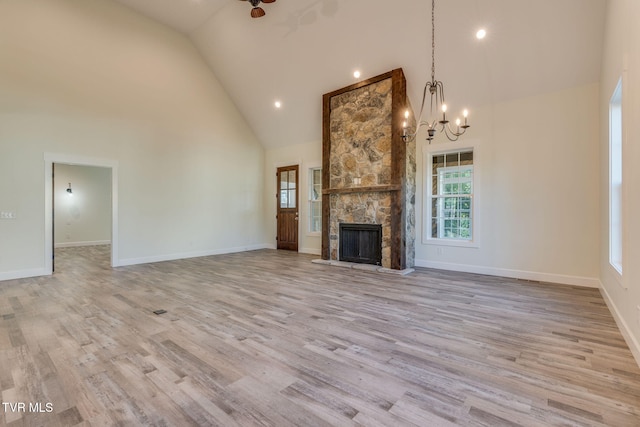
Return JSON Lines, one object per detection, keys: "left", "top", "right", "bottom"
{"left": 431, "top": 0, "right": 435, "bottom": 83}
{"left": 402, "top": 0, "right": 470, "bottom": 143}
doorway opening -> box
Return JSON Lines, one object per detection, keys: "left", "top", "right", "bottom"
{"left": 53, "top": 164, "right": 112, "bottom": 272}
{"left": 44, "top": 154, "right": 119, "bottom": 274}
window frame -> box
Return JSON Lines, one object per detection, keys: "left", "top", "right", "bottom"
{"left": 423, "top": 141, "right": 480, "bottom": 248}
{"left": 308, "top": 167, "right": 322, "bottom": 235}
{"left": 609, "top": 76, "right": 624, "bottom": 284}
{"left": 434, "top": 164, "right": 474, "bottom": 240}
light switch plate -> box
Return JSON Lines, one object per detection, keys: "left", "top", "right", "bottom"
{"left": 0, "top": 212, "right": 16, "bottom": 219}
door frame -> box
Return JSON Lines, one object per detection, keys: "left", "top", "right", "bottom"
{"left": 276, "top": 164, "right": 300, "bottom": 251}
{"left": 44, "top": 153, "right": 119, "bottom": 273}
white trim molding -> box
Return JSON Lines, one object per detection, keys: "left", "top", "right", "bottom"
{"left": 422, "top": 139, "right": 482, "bottom": 249}
{"left": 299, "top": 247, "right": 321, "bottom": 256}
{"left": 415, "top": 258, "right": 600, "bottom": 288}
{"left": 0, "top": 268, "right": 50, "bottom": 282}
{"left": 600, "top": 283, "right": 640, "bottom": 369}
{"left": 54, "top": 240, "right": 111, "bottom": 249}
{"left": 118, "top": 244, "right": 273, "bottom": 267}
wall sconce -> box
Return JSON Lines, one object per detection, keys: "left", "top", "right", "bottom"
{"left": 66, "top": 183, "right": 73, "bottom": 195}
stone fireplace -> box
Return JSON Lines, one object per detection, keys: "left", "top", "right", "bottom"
{"left": 321, "top": 69, "right": 416, "bottom": 271}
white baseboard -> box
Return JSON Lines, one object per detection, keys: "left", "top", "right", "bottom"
{"left": 54, "top": 240, "right": 111, "bottom": 248}
{"left": 117, "top": 244, "right": 273, "bottom": 267}
{"left": 414, "top": 259, "right": 600, "bottom": 288}
{"left": 0, "top": 268, "right": 50, "bottom": 282}
{"left": 599, "top": 283, "right": 640, "bottom": 369}
{"left": 299, "top": 247, "right": 321, "bottom": 256}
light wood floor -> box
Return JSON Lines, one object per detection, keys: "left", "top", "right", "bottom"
{"left": 1, "top": 246, "right": 639, "bottom": 426}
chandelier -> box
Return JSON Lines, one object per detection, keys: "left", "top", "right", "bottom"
{"left": 245, "top": 0, "right": 276, "bottom": 19}
{"left": 402, "top": 0, "right": 470, "bottom": 143}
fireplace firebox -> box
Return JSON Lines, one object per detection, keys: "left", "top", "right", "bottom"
{"left": 339, "top": 223, "right": 382, "bottom": 265}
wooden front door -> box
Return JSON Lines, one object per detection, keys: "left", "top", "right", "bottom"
{"left": 276, "top": 165, "right": 299, "bottom": 251}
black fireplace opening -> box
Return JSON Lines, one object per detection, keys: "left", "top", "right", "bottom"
{"left": 339, "top": 223, "right": 382, "bottom": 266}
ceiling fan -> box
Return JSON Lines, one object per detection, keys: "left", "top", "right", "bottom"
{"left": 240, "top": 0, "right": 276, "bottom": 19}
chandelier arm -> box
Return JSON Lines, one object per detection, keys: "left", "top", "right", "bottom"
{"left": 417, "top": 82, "right": 430, "bottom": 129}
{"left": 443, "top": 122, "right": 467, "bottom": 139}
{"left": 403, "top": 81, "right": 431, "bottom": 141}
{"left": 436, "top": 80, "right": 445, "bottom": 107}
{"left": 442, "top": 124, "right": 459, "bottom": 141}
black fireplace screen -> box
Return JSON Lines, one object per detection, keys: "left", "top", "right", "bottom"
{"left": 339, "top": 223, "right": 382, "bottom": 265}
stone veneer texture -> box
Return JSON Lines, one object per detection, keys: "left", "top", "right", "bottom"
{"left": 405, "top": 135, "right": 416, "bottom": 268}
{"left": 329, "top": 78, "right": 393, "bottom": 189}
{"left": 328, "top": 78, "right": 395, "bottom": 268}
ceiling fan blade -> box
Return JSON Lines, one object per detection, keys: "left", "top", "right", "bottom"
{"left": 251, "top": 7, "right": 266, "bottom": 18}
{"left": 262, "top": 0, "right": 276, "bottom": 3}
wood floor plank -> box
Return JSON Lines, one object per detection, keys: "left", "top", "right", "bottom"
{"left": 0, "top": 245, "right": 639, "bottom": 426}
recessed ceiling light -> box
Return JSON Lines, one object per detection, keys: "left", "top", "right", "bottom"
{"left": 274, "top": 100, "right": 282, "bottom": 109}
{"left": 476, "top": 29, "right": 487, "bottom": 40}
{"left": 353, "top": 70, "right": 361, "bottom": 79}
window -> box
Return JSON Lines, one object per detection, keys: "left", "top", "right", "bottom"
{"left": 428, "top": 150, "right": 474, "bottom": 241}
{"left": 309, "top": 168, "right": 322, "bottom": 233}
{"left": 609, "top": 78, "right": 623, "bottom": 275}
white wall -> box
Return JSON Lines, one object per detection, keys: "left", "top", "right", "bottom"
{"left": 0, "top": 0, "right": 266, "bottom": 280}
{"left": 265, "top": 82, "right": 601, "bottom": 288}
{"left": 264, "top": 141, "right": 322, "bottom": 255}
{"left": 54, "top": 164, "right": 111, "bottom": 247}
{"left": 598, "top": 0, "right": 640, "bottom": 363}
{"left": 415, "top": 83, "right": 601, "bottom": 287}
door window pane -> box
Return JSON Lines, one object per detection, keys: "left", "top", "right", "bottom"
{"left": 288, "top": 189, "right": 296, "bottom": 209}
{"left": 288, "top": 170, "right": 296, "bottom": 189}
{"left": 279, "top": 169, "right": 297, "bottom": 209}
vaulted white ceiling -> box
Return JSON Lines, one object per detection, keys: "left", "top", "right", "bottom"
{"left": 112, "top": 0, "right": 607, "bottom": 148}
